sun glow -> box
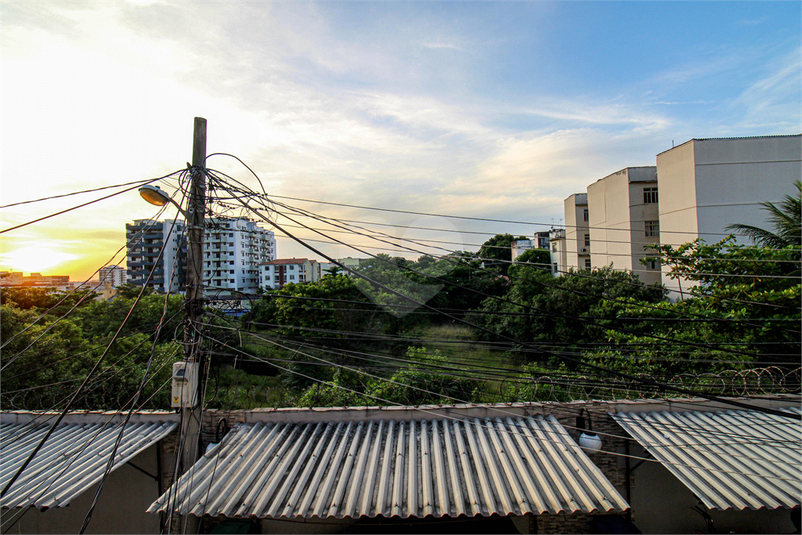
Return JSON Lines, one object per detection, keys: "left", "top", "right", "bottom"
{"left": 0, "top": 245, "right": 78, "bottom": 274}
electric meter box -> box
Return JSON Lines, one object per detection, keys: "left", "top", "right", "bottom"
{"left": 171, "top": 362, "right": 199, "bottom": 408}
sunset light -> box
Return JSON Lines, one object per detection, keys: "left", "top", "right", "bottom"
{"left": 0, "top": 245, "right": 77, "bottom": 274}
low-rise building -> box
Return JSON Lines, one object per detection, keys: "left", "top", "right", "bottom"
{"left": 0, "top": 271, "right": 72, "bottom": 290}
{"left": 548, "top": 228, "right": 566, "bottom": 275}
{"left": 587, "top": 166, "right": 661, "bottom": 285}
{"left": 563, "top": 193, "right": 590, "bottom": 271}
{"left": 656, "top": 134, "right": 801, "bottom": 298}
{"left": 259, "top": 258, "right": 320, "bottom": 290}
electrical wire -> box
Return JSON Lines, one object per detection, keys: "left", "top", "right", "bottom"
{"left": 206, "top": 172, "right": 800, "bottom": 418}
{"left": 0, "top": 203, "right": 182, "bottom": 498}
{"left": 0, "top": 178, "right": 157, "bottom": 209}
{"left": 0, "top": 170, "right": 185, "bottom": 234}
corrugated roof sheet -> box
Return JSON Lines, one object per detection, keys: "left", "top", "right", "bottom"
{"left": 148, "top": 415, "right": 629, "bottom": 519}
{"left": 612, "top": 408, "right": 802, "bottom": 511}
{"left": 0, "top": 419, "right": 177, "bottom": 510}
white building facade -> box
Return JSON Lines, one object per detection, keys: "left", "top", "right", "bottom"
{"left": 259, "top": 258, "right": 320, "bottom": 290}
{"left": 203, "top": 217, "right": 276, "bottom": 295}
{"left": 587, "top": 166, "right": 661, "bottom": 285}
{"left": 563, "top": 193, "right": 590, "bottom": 271}
{"left": 99, "top": 265, "right": 128, "bottom": 287}
{"left": 656, "top": 135, "right": 801, "bottom": 298}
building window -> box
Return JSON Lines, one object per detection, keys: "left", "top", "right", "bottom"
{"left": 274, "top": 276, "right": 280, "bottom": 281}
{"left": 645, "top": 220, "right": 660, "bottom": 237}
{"left": 646, "top": 258, "right": 660, "bottom": 270}
{"left": 643, "top": 187, "right": 658, "bottom": 204}
{"left": 584, "top": 234, "right": 590, "bottom": 247}
{"left": 289, "top": 265, "right": 295, "bottom": 271}
{"left": 584, "top": 259, "right": 591, "bottom": 268}
{"left": 289, "top": 275, "right": 295, "bottom": 280}
{"left": 583, "top": 208, "right": 589, "bottom": 222}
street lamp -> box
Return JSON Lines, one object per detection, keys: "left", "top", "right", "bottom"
{"left": 139, "top": 185, "right": 187, "bottom": 217}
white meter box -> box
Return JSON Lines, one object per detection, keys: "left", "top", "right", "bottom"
{"left": 171, "top": 362, "right": 199, "bottom": 408}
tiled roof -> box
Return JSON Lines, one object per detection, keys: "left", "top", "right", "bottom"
{"left": 260, "top": 258, "right": 309, "bottom": 266}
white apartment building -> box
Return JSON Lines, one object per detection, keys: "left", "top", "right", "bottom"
{"left": 203, "top": 217, "right": 276, "bottom": 295}
{"left": 550, "top": 134, "right": 801, "bottom": 294}
{"left": 563, "top": 193, "right": 590, "bottom": 270}
{"left": 548, "top": 228, "right": 567, "bottom": 275}
{"left": 587, "top": 167, "right": 661, "bottom": 285}
{"left": 126, "top": 219, "right": 186, "bottom": 293}
{"left": 99, "top": 265, "right": 127, "bottom": 287}
{"left": 260, "top": 258, "right": 320, "bottom": 290}
{"left": 656, "top": 135, "right": 801, "bottom": 298}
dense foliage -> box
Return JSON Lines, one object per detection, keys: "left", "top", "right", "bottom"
{"left": 1, "top": 286, "right": 181, "bottom": 410}
{"left": 3, "top": 216, "right": 799, "bottom": 410}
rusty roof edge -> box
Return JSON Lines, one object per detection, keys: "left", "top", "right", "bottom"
{"left": 0, "top": 410, "right": 180, "bottom": 426}
{"left": 203, "top": 396, "right": 801, "bottom": 424}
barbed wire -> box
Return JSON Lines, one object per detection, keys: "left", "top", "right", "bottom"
{"left": 502, "top": 366, "right": 802, "bottom": 404}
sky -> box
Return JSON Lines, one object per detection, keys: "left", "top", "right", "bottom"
{"left": 1, "top": 0, "right": 800, "bottom": 281}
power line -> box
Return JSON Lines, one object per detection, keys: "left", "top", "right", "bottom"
{"left": 0, "top": 170, "right": 185, "bottom": 234}
{"left": 211, "top": 177, "right": 801, "bottom": 420}
{"left": 0, "top": 178, "right": 156, "bottom": 209}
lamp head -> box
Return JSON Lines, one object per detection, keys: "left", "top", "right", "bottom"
{"left": 139, "top": 185, "right": 171, "bottom": 207}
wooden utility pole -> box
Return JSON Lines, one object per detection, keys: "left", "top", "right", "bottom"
{"left": 178, "top": 117, "right": 206, "bottom": 534}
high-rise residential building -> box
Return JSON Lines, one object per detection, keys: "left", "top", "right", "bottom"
{"left": 203, "top": 217, "right": 276, "bottom": 295}
{"left": 259, "top": 258, "right": 320, "bottom": 290}
{"left": 125, "top": 219, "right": 186, "bottom": 293}
{"left": 656, "top": 135, "right": 801, "bottom": 298}
{"left": 587, "top": 166, "right": 661, "bottom": 285}
{"left": 99, "top": 265, "right": 127, "bottom": 287}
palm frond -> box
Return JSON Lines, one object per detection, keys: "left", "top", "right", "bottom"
{"left": 725, "top": 180, "right": 801, "bottom": 248}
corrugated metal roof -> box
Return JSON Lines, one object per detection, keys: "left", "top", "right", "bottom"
{"left": 612, "top": 408, "right": 802, "bottom": 511}
{"left": 148, "top": 415, "right": 629, "bottom": 519}
{"left": 0, "top": 419, "right": 177, "bottom": 510}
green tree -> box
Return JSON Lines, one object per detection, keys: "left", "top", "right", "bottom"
{"left": 477, "top": 234, "right": 528, "bottom": 274}
{"left": 511, "top": 248, "right": 552, "bottom": 274}
{"left": 476, "top": 266, "right": 666, "bottom": 366}
{"left": 0, "top": 286, "right": 97, "bottom": 316}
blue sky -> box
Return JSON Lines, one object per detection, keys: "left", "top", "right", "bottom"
{"left": 1, "top": 1, "right": 800, "bottom": 279}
